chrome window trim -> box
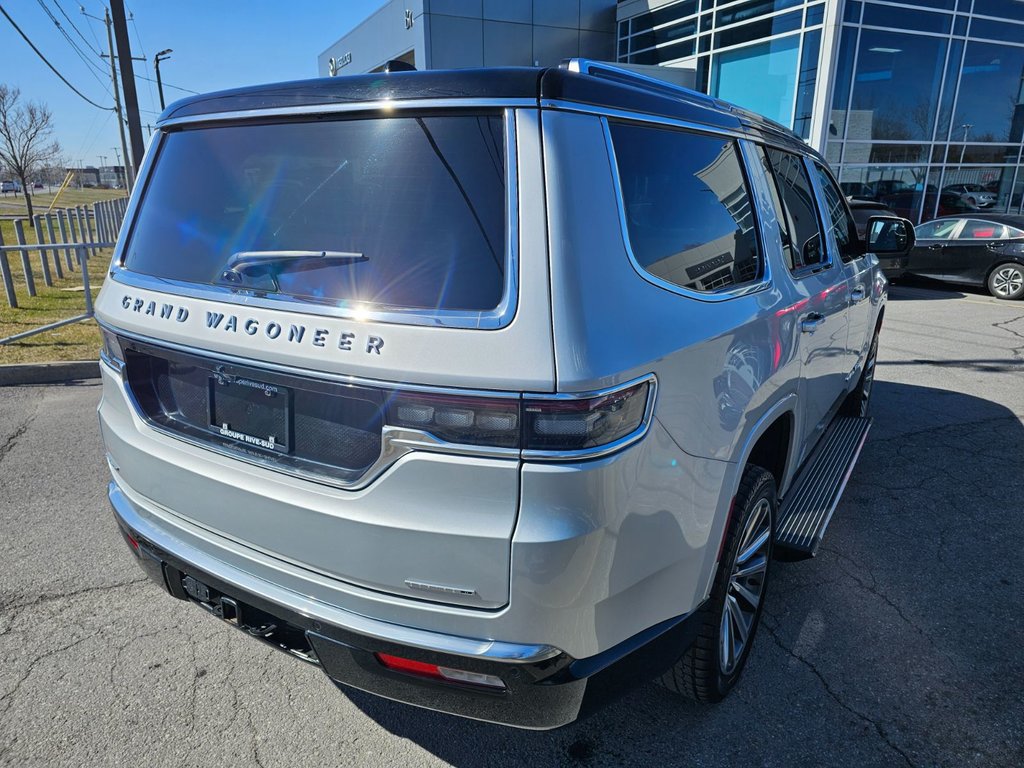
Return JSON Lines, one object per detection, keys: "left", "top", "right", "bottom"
{"left": 521, "top": 373, "right": 659, "bottom": 462}
{"left": 108, "top": 480, "right": 561, "bottom": 662}
{"left": 544, "top": 98, "right": 752, "bottom": 142}
{"left": 156, "top": 98, "right": 538, "bottom": 129}
{"left": 600, "top": 117, "right": 774, "bottom": 303}
{"left": 111, "top": 109, "right": 522, "bottom": 331}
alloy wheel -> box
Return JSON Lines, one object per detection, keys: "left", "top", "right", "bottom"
{"left": 992, "top": 266, "right": 1024, "bottom": 298}
{"left": 720, "top": 498, "right": 771, "bottom": 675}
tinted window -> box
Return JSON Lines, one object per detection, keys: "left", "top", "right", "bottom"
{"left": 125, "top": 115, "right": 507, "bottom": 313}
{"left": 915, "top": 219, "right": 961, "bottom": 239}
{"left": 958, "top": 220, "right": 1007, "bottom": 240}
{"left": 609, "top": 122, "right": 762, "bottom": 293}
{"left": 762, "top": 148, "right": 825, "bottom": 271}
{"left": 811, "top": 162, "right": 860, "bottom": 262}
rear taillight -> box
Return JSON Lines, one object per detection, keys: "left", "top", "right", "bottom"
{"left": 386, "top": 391, "right": 520, "bottom": 448}
{"left": 523, "top": 380, "right": 651, "bottom": 454}
{"left": 100, "top": 327, "right": 124, "bottom": 367}
{"left": 385, "top": 377, "right": 654, "bottom": 458}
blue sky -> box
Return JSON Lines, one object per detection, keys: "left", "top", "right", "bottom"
{"left": 0, "top": 0, "right": 385, "bottom": 168}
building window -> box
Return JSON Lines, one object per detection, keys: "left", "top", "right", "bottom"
{"left": 608, "top": 122, "right": 762, "bottom": 294}
{"left": 794, "top": 30, "right": 822, "bottom": 139}
{"left": 848, "top": 29, "right": 948, "bottom": 142}
{"left": 713, "top": 35, "right": 801, "bottom": 126}
{"left": 954, "top": 41, "right": 1024, "bottom": 144}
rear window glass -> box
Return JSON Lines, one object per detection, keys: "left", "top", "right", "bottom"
{"left": 608, "top": 121, "right": 762, "bottom": 294}
{"left": 124, "top": 115, "right": 508, "bottom": 313}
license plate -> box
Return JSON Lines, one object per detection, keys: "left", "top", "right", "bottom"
{"left": 209, "top": 376, "right": 290, "bottom": 453}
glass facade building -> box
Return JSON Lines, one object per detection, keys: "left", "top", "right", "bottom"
{"left": 616, "top": 0, "right": 1024, "bottom": 221}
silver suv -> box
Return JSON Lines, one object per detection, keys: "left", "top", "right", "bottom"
{"left": 96, "top": 60, "right": 914, "bottom": 729}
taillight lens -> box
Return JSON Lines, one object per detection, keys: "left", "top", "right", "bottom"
{"left": 386, "top": 391, "right": 520, "bottom": 448}
{"left": 385, "top": 378, "right": 653, "bottom": 457}
{"left": 100, "top": 327, "right": 124, "bottom": 366}
{"left": 523, "top": 380, "right": 651, "bottom": 453}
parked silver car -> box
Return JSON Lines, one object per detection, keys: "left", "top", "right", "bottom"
{"left": 96, "top": 60, "right": 913, "bottom": 729}
{"left": 942, "top": 183, "right": 997, "bottom": 208}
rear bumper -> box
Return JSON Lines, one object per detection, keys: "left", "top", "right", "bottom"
{"left": 109, "top": 480, "right": 700, "bottom": 729}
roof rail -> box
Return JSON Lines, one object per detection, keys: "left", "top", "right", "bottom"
{"left": 559, "top": 58, "right": 719, "bottom": 109}
{"left": 559, "top": 57, "right": 796, "bottom": 139}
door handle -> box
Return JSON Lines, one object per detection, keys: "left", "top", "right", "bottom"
{"left": 928, "top": 244, "right": 944, "bottom": 250}
{"left": 851, "top": 286, "right": 867, "bottom": 303}
{"left": 987, "top": 242, "right": 1006, "bottom": 249}
{"left": 800, "top": 313, "right": 826, "bottom": 334}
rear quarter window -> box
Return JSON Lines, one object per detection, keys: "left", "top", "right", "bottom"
{"left": 608, "top": 121, "right": 763, "bottom": 294}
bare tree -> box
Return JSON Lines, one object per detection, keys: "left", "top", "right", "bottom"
{"left": 0, "top": 85, "right": 61, "bottom": 220}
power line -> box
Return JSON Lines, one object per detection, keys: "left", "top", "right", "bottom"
{"left": 125, "top": 2, "right": 156, "bottom": 114}
{"left": 51, "top": 0, "right": 101, "bottom": 57}
{"left": 35, "top": 0, "right": 113, "bottom": 97}
{"left": 0, "top": 2, "right": 113, "bottom": 111}
{"left": 134, "top": 71, "right": 198, "bottom": 95}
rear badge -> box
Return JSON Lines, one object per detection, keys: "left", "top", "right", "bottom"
{"left": 405, "top": 579, "right": 477, "bottom": 598}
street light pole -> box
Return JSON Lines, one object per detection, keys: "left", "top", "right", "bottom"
{"left": 154, "top": 49, "right": 173, "bottom": 111}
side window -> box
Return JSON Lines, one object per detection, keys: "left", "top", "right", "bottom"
{"left": 762, "top": 147, "right": 826, "bottom": 272}
{"left": 915, "top": 219, "right": 961, "bottom": 239}
{"left": 958, "top": 220, "right": 1006, "bottom": 240}
{"left": 608, "top": 121, "right": 762, "bottom": 293}
{"left": 810, "top": 161, "right": 860, "bottom": 263}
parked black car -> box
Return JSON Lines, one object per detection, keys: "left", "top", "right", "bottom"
{"left": 848, "top": 198, "right": 906, "bottom": 278}
{"left": 908, "top": 214, "right": 1024, "bottom": 300}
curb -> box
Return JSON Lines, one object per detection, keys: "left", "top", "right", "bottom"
{"left": 0, "top": 360, "right": 101, "bottom": 386}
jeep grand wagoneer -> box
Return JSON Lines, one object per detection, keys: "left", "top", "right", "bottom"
{"left": 97, "top": 60, "right": 913, "bottom": 728}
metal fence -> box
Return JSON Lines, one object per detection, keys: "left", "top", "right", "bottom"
{"left": 0, "top": 197, "right": 125, "bottom": 345}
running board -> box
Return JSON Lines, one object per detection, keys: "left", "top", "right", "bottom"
{"left": 775, "top": 416, "right": 872, "bottom": 559}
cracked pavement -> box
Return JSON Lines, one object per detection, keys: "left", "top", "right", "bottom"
{"left": 1, "top": 281, "right": 1023, "bottom": 767}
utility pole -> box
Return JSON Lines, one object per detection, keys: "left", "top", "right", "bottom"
{"left": 110, "top": 0, "right": 145, "bottom": 178}
{"left": 91, "top": 6, "right": 134, "bottom": 193}
{"left": 111, "top": 147, "right": 123, "bottom": 187}
{"left": 154, "top": 49, "right": 172, "bottom": 110}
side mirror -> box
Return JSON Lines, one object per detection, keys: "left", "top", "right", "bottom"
{"left": 865, "top": 216, "right": 915, "bottom": 255}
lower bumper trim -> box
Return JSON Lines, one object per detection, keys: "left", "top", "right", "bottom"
{"left": 109, "top": 478, "right": 701, "bottom": 729}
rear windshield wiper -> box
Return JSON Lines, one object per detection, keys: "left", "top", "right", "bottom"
{"left": 218, "top": 250, "right": 367, "bottom": 292}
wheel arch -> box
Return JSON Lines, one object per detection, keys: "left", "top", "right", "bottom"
{"left": 734, "top": 394, "right": 799, "bottom": 498}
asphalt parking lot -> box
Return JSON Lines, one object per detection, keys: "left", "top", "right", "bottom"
{"left": 1, "top": 280, "right": 1022, "bottom": 768}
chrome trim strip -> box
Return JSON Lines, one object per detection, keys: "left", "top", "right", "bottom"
{"left": 545, "top": 99, "right": 752, "bottom": 142}
{"left": 112, "top": 109, "right": 521, "bottom": 331}
{"left": 108, "top": 480, "right": 560, "bottom": 663}
{"left": 156, "top": 98, "right": 538, "bottom": 128}
{"left": 521, "top": 374, "right": 658, "bottom": 461}
{"left": 599, "top": 117, "right": 774, "bottom": 303}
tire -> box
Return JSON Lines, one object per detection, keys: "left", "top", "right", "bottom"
{"left": 659, "top": 465, "right": 775, "bottom": 703}
{"left": 987, "top": 263, "right": 1024, "bottom": 300}
{"left": 841, "top": 331, "right": 878, "bottom": 417}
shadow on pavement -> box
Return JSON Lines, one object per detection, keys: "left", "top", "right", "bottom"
{"left": 339, "top": 381, "right": 1024, "bottom": 766}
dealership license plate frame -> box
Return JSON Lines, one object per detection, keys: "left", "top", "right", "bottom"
{"left": 208, "top": 375, "right": 292, "bottom": 455}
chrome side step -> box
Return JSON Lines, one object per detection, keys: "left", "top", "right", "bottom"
{"left": 775, "top": 416, "right": 872, "bottom": 558}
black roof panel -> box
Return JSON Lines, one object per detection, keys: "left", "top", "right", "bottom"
{"left": 157, "top": 64, "right": 809, "bottom": 152}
